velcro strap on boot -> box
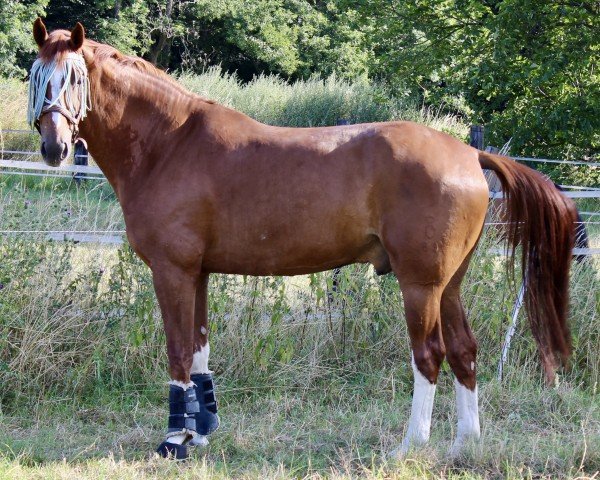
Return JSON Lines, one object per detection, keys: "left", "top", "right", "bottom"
{"left": 168, "top": 414, "right": 196, "bottom": 431}
{"left": 190, "top": 373, "right": 220, "bottom": 436}
{"left": 191, "top": 373, "right": 218, "bottom": 413}
{"left": 167, "top": 384, "right": 199, "bottom": 434}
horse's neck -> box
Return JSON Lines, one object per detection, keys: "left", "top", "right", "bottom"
{"left": 79, "top": 60, "right": 199, "bottom": 194}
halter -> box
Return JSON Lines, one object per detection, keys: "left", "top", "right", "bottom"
{"left": 27, "top": 51, "right": 91, "bottom": 143}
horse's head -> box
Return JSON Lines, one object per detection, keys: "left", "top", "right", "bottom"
{"left": 29, "top": 18, "right": 90, "bottom": 166}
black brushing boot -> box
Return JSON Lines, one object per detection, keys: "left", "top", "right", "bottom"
{"left": 156, "top": 384, "right": 200, "bottom": 459}
{"left": 188, "top": 373, "right": 219, "bottom": 446}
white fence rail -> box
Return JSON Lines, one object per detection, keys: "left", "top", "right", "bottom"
{"left": 490, "top": 191, "right": 600, "bottom": 199}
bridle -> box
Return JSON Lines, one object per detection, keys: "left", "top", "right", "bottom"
{"left": 34, "top": 103, "right": 83, "bottom": 142}
{"left": 28, "top": 51, "right": 91, "bottom": 144}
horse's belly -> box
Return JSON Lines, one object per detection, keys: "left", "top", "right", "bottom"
{"left": 201, "top": 226, "right": 389, "bottom": 276}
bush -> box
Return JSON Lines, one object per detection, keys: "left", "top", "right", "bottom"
{"left": 178, "top": 67, "right": 467, "bottom": 137}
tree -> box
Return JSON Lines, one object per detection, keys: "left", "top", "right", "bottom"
{"left": 151, "top": 0, "right": 373, "bottom": 81}
{"left": 43, "top": 0, "right": 151, "bottom": 55}
{"left": 354, "top": 0, "right": 599, "bottom": 162}
{"left": 29, "top": 0, "right": 373, "bottom": 82}
{"left": 0, "top": 0, "right": 48, "bottom": 77}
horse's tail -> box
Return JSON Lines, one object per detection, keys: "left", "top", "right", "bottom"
{"left": 478, "top": 151, "right": 578, "bottom": 383}
{"left": 554, "top": 183, "right": 590, "bottom": 263}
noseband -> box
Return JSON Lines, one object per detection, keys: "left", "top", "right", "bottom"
{"left": 34, "top": 104, "right": 82, "bottom": 142}
{"left": 28, "top": 51, "right": 91, "bottom": 143}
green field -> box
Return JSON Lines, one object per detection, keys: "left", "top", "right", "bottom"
{"left": 0, "top": 74, "right": 598, "bottom": 479}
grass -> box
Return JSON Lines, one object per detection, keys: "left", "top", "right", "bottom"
{"left": 0, "top": 371, "right": 598, "bottom": 479}
{"left": 0, "top": 228, "right": 597, "bottom": 479}
{"left": 0, "top": 72, "right": 598, "bottom": 479}
{"left": 178, "top": 67, "right": 467, "bottom": 137}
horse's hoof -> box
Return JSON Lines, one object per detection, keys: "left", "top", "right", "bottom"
{"left": 449, "top": 435, "right": 479, "bottom": 458}
{"left": 387, "top": 444, "right": 408, "bottom": 461}
{"left": 156, "top": 441, "right": 189, "bottom": 460}
{"left": 188, "top": 434, "right": 209, "bottom": 447}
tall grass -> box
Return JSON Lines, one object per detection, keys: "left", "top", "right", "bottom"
{"left": 0, "top": 225, "right": 597, "bottom": 401}
{"left": 0, "top": 78, "right": 27, "bottom": 131}
{"left": 179, "top": 67, "right": 467, "bottom": 136}
{"left": 0, "top": 227, "right": 598, "bottom": 475}
{"left": 0, "top": 78, "right": 37, "bottom": 155}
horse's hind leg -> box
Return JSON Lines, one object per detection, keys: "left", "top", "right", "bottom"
{"left": 440, "top": 256, "right": 481, "bottom": 455}
{"left": 389, "top": 282, "right": 446, "bottom": 457}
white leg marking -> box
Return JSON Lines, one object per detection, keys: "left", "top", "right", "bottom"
{"left": 190, "top": 342, "right": 212, "bottom": 375}
{"left": 390, "top": 355, "right": 437, "bottom": 457}
{"left": 450, "top": 377, "right": 480, "bottom": 455}
{"left": 168, "top": 379, "right": 195, "bottom": 390}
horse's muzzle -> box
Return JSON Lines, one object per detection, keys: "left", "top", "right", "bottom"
{"left": 41, "top": 140, "right": 70, "bottom": 166}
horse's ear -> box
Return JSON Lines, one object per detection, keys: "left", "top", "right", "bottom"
{"left": 33, "top": 18, "right": 48, "bottom": 48}
{"left": 70, "top": 22, "right": 85, "bottom": 50}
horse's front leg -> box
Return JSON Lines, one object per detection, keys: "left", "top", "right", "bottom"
{"left": 188, "top": 273, "right": 220, "bottom": 447}
{"left": 152, "top": 263, "right": 202, "bottom": 459}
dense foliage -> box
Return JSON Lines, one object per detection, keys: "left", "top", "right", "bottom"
{"left": 354, "top": 0, "right": 600, "bottom": 161}
{"left": 0, "top": 0, "right": 598, "bottom": 164}
{"left": 0, "top": 0, "right": 47, "bottom": 76}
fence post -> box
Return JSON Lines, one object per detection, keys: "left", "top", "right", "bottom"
{"left": 73, "top": 138, "right": 89, "bottom": 185}
{"left": 498, "top": 281, "right": 526, "bottom": 381}
{"left": 469, "top": 125, "right": 484, "bottom": 150}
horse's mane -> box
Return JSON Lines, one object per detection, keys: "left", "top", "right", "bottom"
{"left": 39, "top": 30, "right": 214, "bottom": 104}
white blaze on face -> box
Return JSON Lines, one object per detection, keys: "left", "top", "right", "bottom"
{"left": 390, "top": 355, "right": 437, "bottom": 457}
{"left": 49, "top": 68, "right": 63, "bottom": 126}
{"left": 190, "top": 342, "right": 211, "bottom": 374}
{"left": 451, "top": 377, "right": 480, "bottom": 455}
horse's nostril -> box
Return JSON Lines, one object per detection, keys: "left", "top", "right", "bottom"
{"left": 61, "top": 143, "right": 69, "bottom": 159}
{"left": 41, "top": 142, "right": 47, "bottom": 157}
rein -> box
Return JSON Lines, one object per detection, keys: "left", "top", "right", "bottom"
{"left": 27, "top": 52, "right": 91, "bottom": 142}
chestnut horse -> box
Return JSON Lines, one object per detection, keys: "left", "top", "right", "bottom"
{"left": 29, "top": 19, "right": 577, "bottom": 459}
